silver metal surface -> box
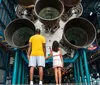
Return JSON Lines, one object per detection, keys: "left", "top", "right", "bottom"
{"left": 16, "top": 4, "right": 37, "bottom": 22}
{"left": 18, "top": 0, "right": 36, "bottom": 6}
{"left": 34, "top": 0, "right": 64, "bottom": 25}
{"left": 62, "top": 18, "right": 96, "bottom": 49}
{"left": 4, "top": 18, "right": 35, "bottom": 48}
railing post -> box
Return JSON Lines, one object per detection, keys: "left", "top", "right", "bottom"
{"left": 22, "top": 59, "right": 25, "bottom": 84}
{"left": 74, "top": 62, "right": 78, "bottom": 83}
{"left": 79, "top": 56, "right": 85, "bottom": 83}
{"left": 17, "top": 56, "right": 22, "bottom": 84}
{"left": 82, "top": 49, "right": 90, "bottom": 84}
{"left": 76, "top": 59, "right": 80, "bottom": 83}
{"left": 12, "top": 49, "right": 19, "bottom": 84}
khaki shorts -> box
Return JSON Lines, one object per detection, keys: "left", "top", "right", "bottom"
{"left": 29, "top": 56, "right": 45, "bottom": 67}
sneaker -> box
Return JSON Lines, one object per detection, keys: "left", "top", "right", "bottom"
{"left": 30, "top": 84, "right": 33, "bottom": 85}
{"left": 30, "top": 81, "right": 33, "bottom": 85}
{"left": 39, "top": 84, "right": 43, "bottom": 85}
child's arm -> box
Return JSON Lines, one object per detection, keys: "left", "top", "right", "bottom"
{"left": 45, "top": 50, "right": 53, "bottom": 60}
{"left": 46, "top": 54, "right": 52, "bottom": 60}
{"left": 59, "top": 48, "right": 64, "bottom": 66}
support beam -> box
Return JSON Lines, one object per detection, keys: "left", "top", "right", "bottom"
{"left": 74, "top": 62, "right": 77, "bottom": 83}
{"left": 17, "top": 56, "right": 22, "bottom": 84}
{"left": 79, "top": 56, "right": 85, "bottom": 83}
{"left": 7, "top": 0, "right": 15, "bottom": 12}
{"left": 0, "top": 31, "right": 4, "bottom": 38}
{"left": 12, "top": 50, "right": 19, "bottom": 84}
{"left": 97, "top": 13, "right": 100, "bottom": 28}
{"left": 72, "top": 51, "right": 79, "bottom": 62}
{"left": 76, "top": 59, "right": 80, "bottom": 83}
{"left": 22, "top": 60, "right": 25, "bottom": 84}
{"left": 82, "top": 49, "right": 90, "bottom": 84}
{"left": 0, "top": 49, "right": 5, "bottom": 69}
{"left": 46, "top": 50, "right": 79, "bottom": 63}
{"left": 0, "top": 19, "right": 6, "bottom": 29}
{"left": 1, "top": 0, "right": 13, "bottom": 20}
{"left": 20, "top": 51, "right": 29, "bottom": 63}
{"left": 62, "top": 50, "right": 79, "bottom": 63}
{"left": 24, "top": 63, "right": 28, "bottom": 84}
{"left": 0, "top": 42, "right": 9, "bottom": 51}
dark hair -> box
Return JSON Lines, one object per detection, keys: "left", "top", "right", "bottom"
{"left": 35, "top": 29, "right": 40, "bottom": 34}
{"left": 52, "top": 41, "right": 59, "bottom": 52}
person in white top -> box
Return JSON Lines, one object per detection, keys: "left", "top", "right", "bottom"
{"left": 46, "top": 41, "right": 64, "bottom": 85}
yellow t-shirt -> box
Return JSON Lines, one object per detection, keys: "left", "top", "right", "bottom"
{"left": 29, "top": 34, "right": 46, "bottom": 56}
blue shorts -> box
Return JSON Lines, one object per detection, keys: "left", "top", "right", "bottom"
{"left": 29, "top": 56, "right": 45, "bottom": 67}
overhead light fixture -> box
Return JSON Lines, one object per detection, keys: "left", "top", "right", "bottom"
{"left": 90, "top": 12, "right": 93, "bottom": 16}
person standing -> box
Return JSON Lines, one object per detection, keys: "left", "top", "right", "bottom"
{"left": 27, "top": 29, "right": 46, "bottom": 85}
{"left": 46, "top": 41, "right": 63, "bottom": 85}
